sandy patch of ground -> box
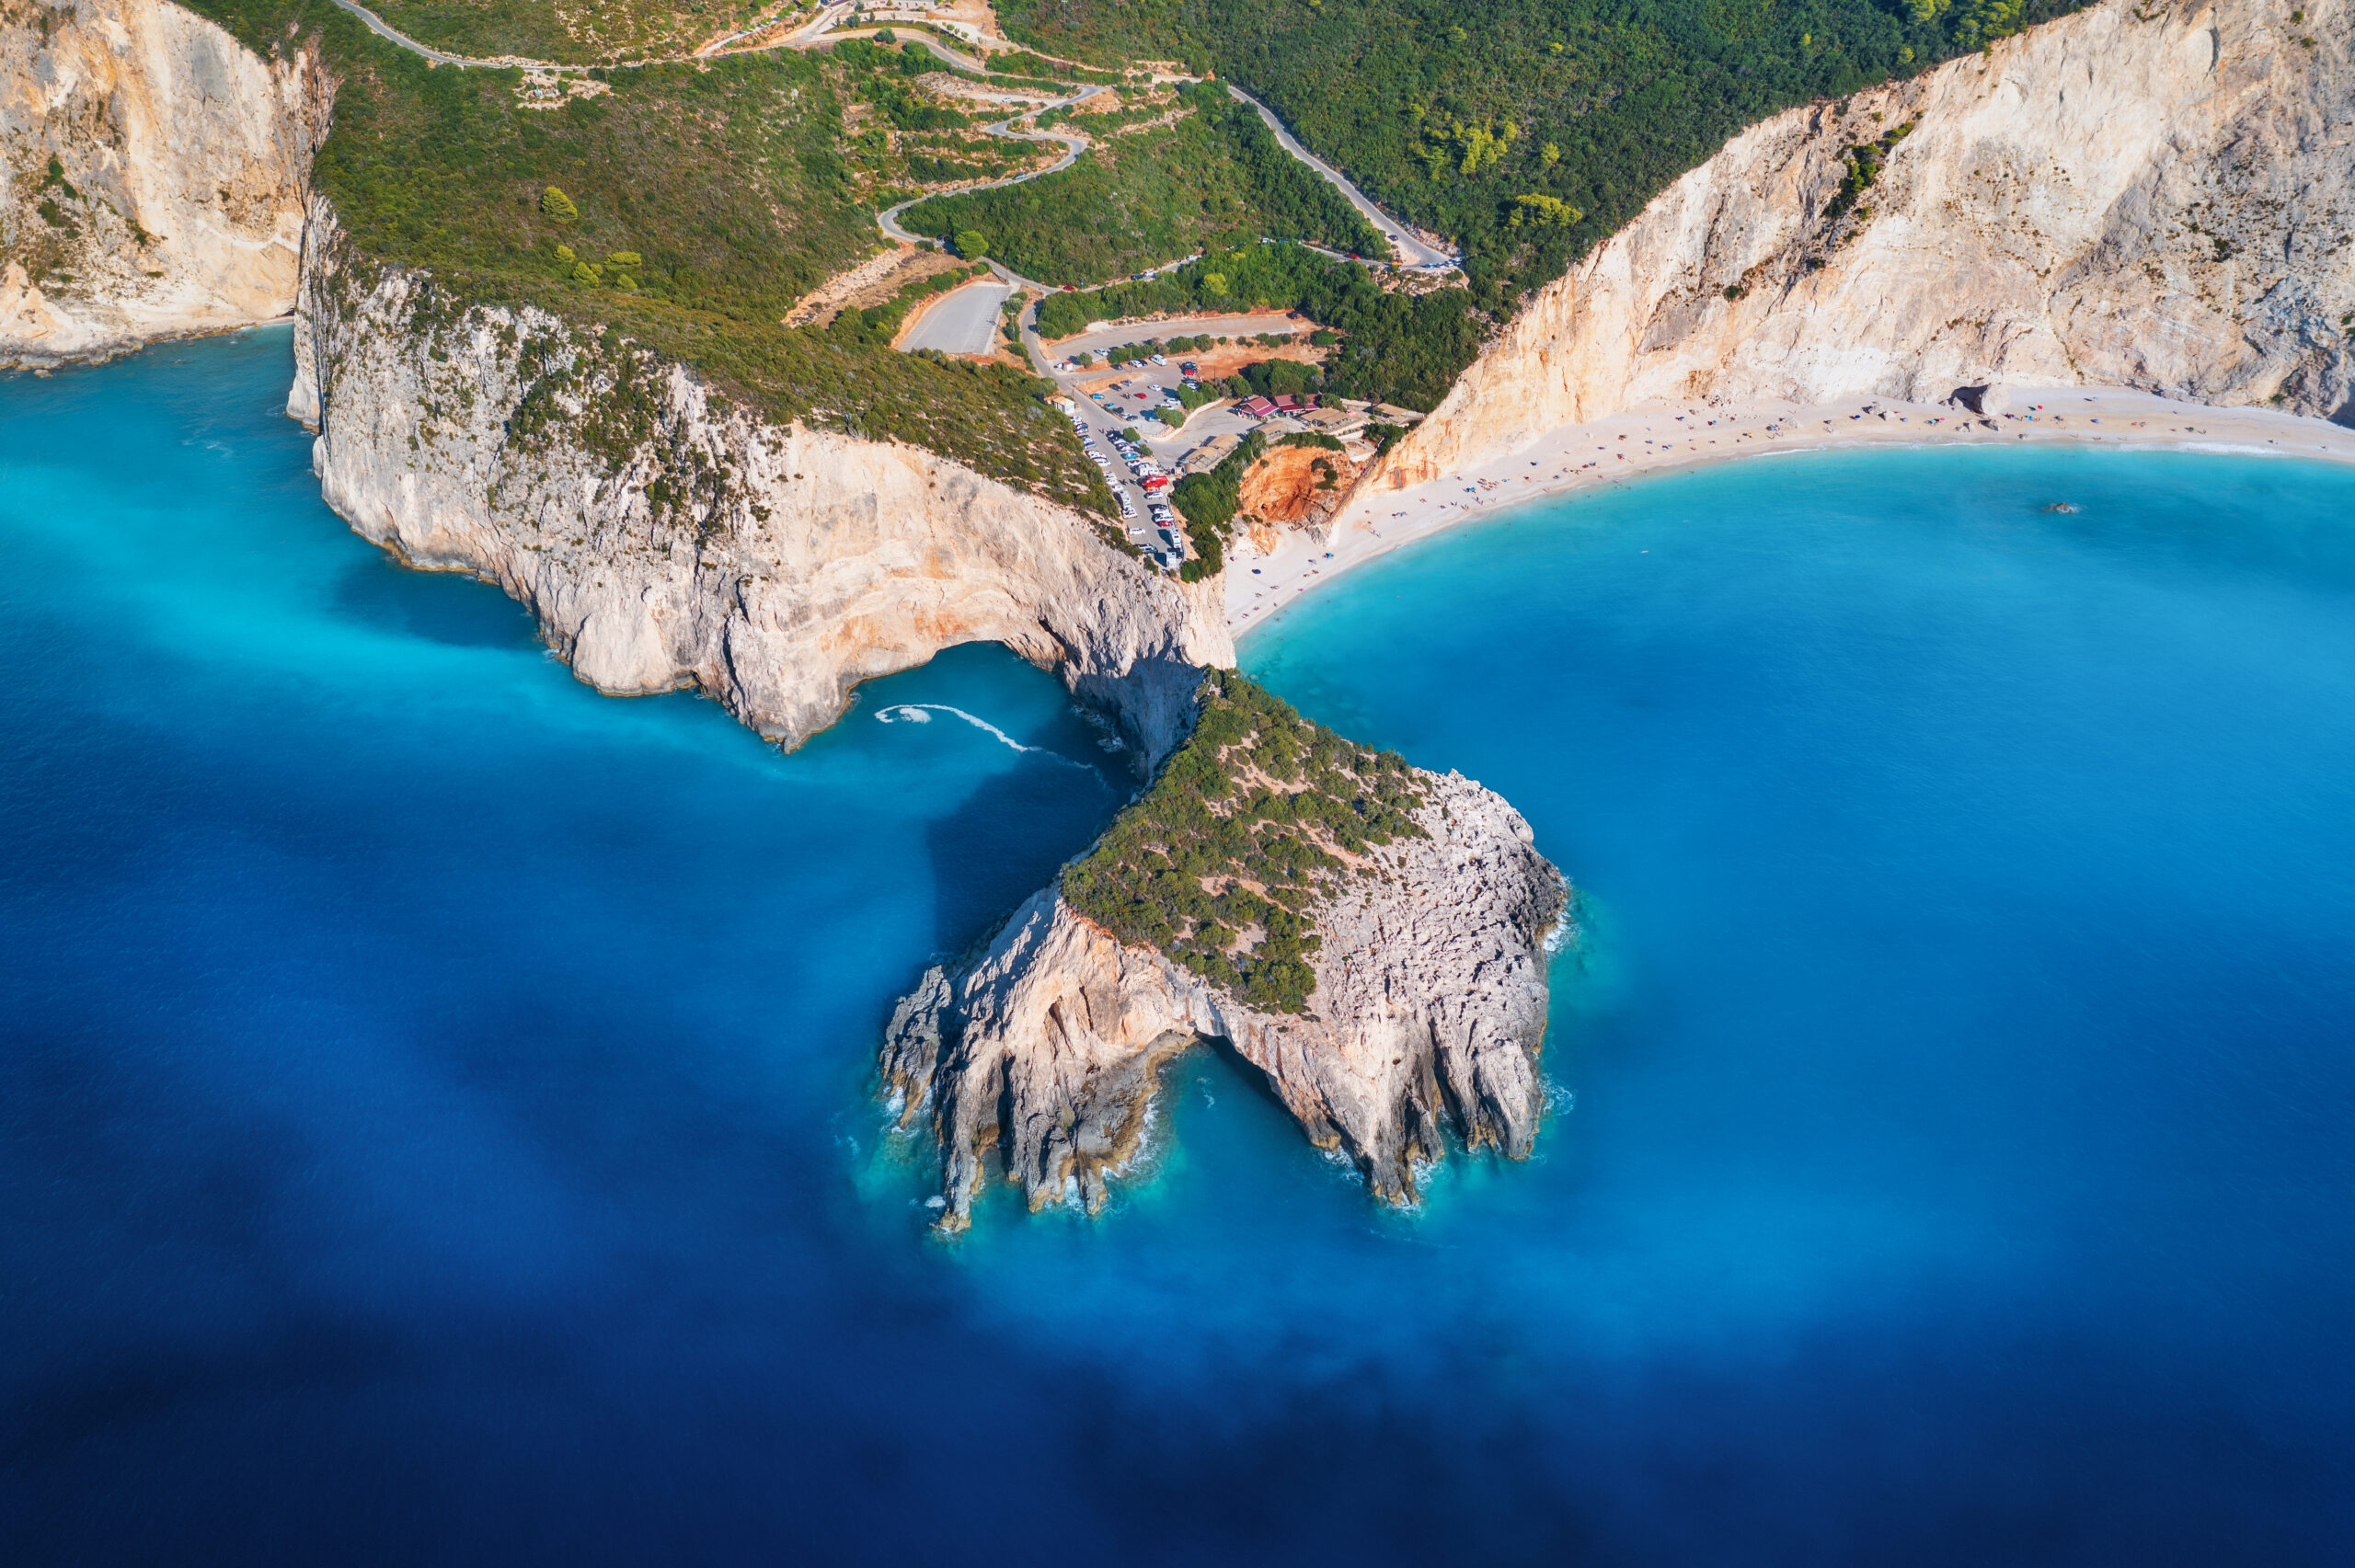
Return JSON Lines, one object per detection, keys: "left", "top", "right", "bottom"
{"left": 1189, "top": 339, "right": 1326, "bottom": 380}
{"left": 934, "top": 0, "right": 1008, "bottom": 40}
{"left": 1224, "top": 386, "right": 2355, "bottom": 634}
{"left": 1042, "top": 309, "right": 1307, "bottom": 356}
{"left": 917, "top": 72, "right": 1064, "bottom": 107}
{"left": 1045, "top": 310, "right": 1327, "bottom": 381}
{"left": 787, "top": 245, "right": 975, "bottom": 328}
{"left": 1237, "top": 444, "right": 1354, "bottom": 529}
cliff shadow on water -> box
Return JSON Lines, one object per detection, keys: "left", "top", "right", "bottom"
{"left": 331, "top": 552, "right": 543, "bottom": 652}
{"left": 890, "top": 644, "right": 1129, "bottom": 955}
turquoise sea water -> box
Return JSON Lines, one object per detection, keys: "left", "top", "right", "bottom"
{"left": 4, "top": 329, "right": 2352, "bottom": 1562}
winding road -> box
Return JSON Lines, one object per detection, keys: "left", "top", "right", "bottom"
{"left": 1223, "top": 86, "right": 1455, "bottom": 269}
{"left": 875, "top": 81, "right": 1110, "bottom": 249}
{"left": 318, "top": 0, "right": 1452, "bottom": 276}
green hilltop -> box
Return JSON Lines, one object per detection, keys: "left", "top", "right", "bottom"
{"left": 1062, "top": 670, "right": 1430, "bottom": 1014}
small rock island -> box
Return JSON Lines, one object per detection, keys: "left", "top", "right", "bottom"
{"left": 884, "top": 671, "right": 1567, "bottom": 1230}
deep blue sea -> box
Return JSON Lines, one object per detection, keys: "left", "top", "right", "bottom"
{"left": 5, "top": 328, "right": 2353, "bottom": 1563}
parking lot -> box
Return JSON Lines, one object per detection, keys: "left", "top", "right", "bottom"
{"left": 1040, "top": 316, "right": 1327, "bottom": 562}
{"left": 898, "top": 280, "right": 1011, "bottom": 355}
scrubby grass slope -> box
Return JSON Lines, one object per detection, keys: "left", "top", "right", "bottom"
{"left": 184, "top": 0, "right": 1111, "bottom": 509}
{"left": 1000, "top": 0, "right": 2092, "bottom": 311}
{"left": 901, "top": 83, "right": 1382, "bottom": 284}
{"left": 1063, "top": 670, "right": 1428, "bottom": 1014}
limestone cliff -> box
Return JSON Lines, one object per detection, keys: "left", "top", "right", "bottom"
{"left": 1375, "top": 0, "right": 2355, "bottom": 490}
{"left": 882, "top": 768, "right": 1566, "bottom": 1230}
{"left": 0, "top": 0, "right": 316, "bottom": 367}
{"left": 292, "top": 207, "right": 1233, "bottom": 755}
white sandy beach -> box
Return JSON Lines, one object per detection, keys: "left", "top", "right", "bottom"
{"left": 1223, "top": 386, "right": 2355, "bottom": 635}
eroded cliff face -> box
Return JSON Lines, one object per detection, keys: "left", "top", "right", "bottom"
{"left": 293, "top": 210, "right": 1233, "bottom": 756}
{"left": 882, "top": 770, "right": 1566, "bottom": 1230}
{"left": 0, "top": 0, "right": 315, "bottom": 367}
{"left": 1377, "top": 0, "right": 2355, "bottom": 489}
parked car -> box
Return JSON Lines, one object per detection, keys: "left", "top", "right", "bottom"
{"left": 1149, "top": 355, "right": 1167, "bottom": 366}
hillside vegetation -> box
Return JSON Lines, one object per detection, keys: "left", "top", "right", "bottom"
{"left": 1036, "top": 242, "right": 1481, "bottom": 409}
{"left": 902, "top": 83, "right": 1383, "bottom": 284}
{"left": 357, "top": 0, "right": 811, "bottom": 65}
{"left": 1063, "top": 670, "right": 1429, "bottom": 1014}
{"left": 182, "top": 0, "right": 1112, "bottom": 509}
{"left": 999, "top": 0, "right": 2093, "bottom": 309}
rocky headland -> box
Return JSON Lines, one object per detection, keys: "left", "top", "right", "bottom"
{"left": 289, "top": 204, "right": 1230, "bottom": 754}
{"left": 1371, "top": 0, "right": 2355, "bottom": 494}
{"left": 882, "top": 672, "right": 1566, "bottom": 1230}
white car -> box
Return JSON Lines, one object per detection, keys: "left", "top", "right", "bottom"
{"left": 1149, "top": 355, "right": 1167, "bottom": 366}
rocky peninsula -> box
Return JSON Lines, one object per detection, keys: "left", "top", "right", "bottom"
{"left": 883, "top": 671, "right": 1566, "bottom": 1230}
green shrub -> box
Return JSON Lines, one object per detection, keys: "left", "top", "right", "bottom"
{"left": 540, "top": 185, "right": 580, "bottom": 222}
{"left": 996, "top": 0, "right": 2095, "bottom": 313}
{"left": 1170, "top": 427, "right": 1263, "bottom": 572}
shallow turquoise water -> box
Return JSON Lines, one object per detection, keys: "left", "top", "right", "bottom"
{"left": 4, "top": 330, "right": 2352, "bottom": 1562}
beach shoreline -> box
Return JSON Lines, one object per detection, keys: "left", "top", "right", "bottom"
{"left": 1223, "top": 385, "right": 2355, "bottom": 635}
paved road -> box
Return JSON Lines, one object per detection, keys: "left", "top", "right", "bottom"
{"left": 322, "top": 0, "right": 582, "bottom": 68}
{"left": 900, "top": 280, "right": 1011, "bottom": 354}
{"left": 876, "top": 84, "right": 1108, "bottom": 246}
{"left": 1224, "top": 86, "right": 1456, "bottom": 269}
{"left": 1045, "top": 313, "right": 1304, "bottom": 360}
{"left": 821, "top": 27, "right": 994, "bottom": 72}
{"left": 316, "top": 5, "right": 1454, "bottom": 281}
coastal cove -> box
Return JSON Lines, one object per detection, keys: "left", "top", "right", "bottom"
{"left": 1234, "top": 388, "right": 2355, "bottom": 631}
{"left": 6, "top": 333, "right": 2355, "bottom": 1561}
